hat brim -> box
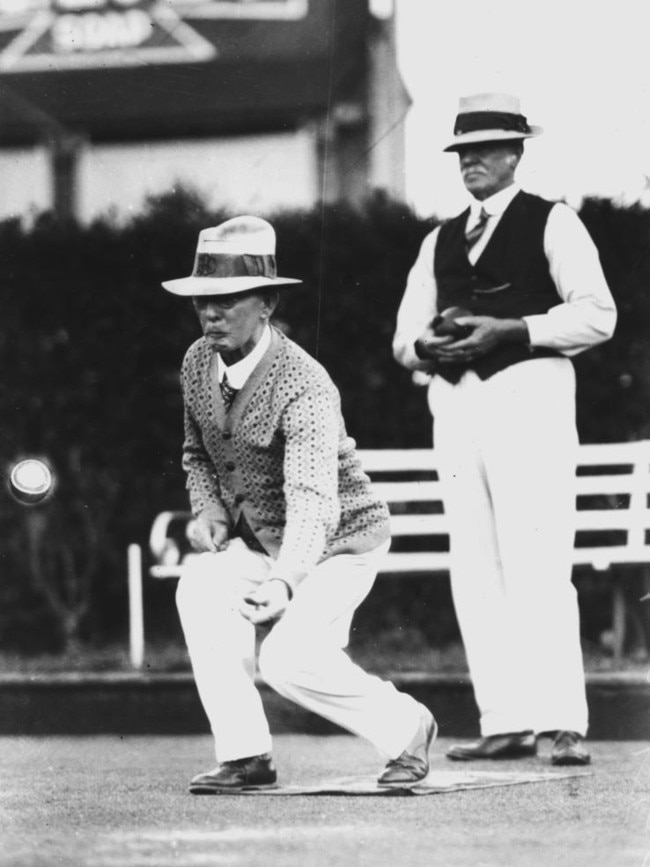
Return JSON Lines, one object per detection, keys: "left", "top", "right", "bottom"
{"left": 162, "top": 276, "right": 303, "bottom": 296}
{"left": 443, "top": 126, "right": 542, "bottom": 152}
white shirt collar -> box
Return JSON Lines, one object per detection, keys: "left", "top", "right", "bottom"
{"left": 217, "top": 325, "right": 271, "bottom": 390}
{"left": 469, "top": 182, "right": 521, "bottom": 221}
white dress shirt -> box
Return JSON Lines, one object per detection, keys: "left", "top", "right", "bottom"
{"left": 393, "top": 183, "right": 617, "bottom": 371}
{"left": 217, "top": 324, "right": 272, "bottom": 388}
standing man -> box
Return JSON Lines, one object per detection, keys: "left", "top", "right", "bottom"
{"left": 162, "top": 215, "right": 436, "bottom": 793}
{"left": 393, "top": 94, "right": 616, "bottom": 765}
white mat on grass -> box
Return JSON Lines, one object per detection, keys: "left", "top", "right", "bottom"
{"left": 233, "top": 769, "right": 592, "bottom": 796}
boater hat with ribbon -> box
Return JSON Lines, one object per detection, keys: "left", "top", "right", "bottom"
{"left": 443, "top": 92, "right": 542, "bottom": 153}
{"left": 162, "top": 215, "right": 302, "bottom": 296}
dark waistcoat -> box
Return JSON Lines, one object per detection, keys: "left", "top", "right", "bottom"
{"left": 434, "top": 190, "right": 561, "bottom": 383}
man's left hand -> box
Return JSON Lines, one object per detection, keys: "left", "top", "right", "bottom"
{"left": 433, "top": 316, "right": 528, "bottom": 364}
{"left": 239, "top": 579, "right": 291, "bottom": 625}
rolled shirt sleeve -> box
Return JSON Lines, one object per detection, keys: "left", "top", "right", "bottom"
{"left": 393, "top": 203, "right": 617, "bottom": 368}
{"left": 523, "top": 203, "right": 617, "bottom": 355}
{"left": 392, "top": 228, "right": 441, "bottom": 371}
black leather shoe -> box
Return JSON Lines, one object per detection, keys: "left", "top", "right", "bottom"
{"left": 551, "top": 731, "right": 591, "bottom": 766}
{"left": 446, "top": 731, "right": 537, "bottom": 761}
{"left": 377, "top": 707, "right": 438, "bottom": 787}
{"left": 189, "top": 753, "right": 277, "bottom": 794}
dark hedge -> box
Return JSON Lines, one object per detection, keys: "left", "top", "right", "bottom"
{"left": 0, "top": 190, "right": 647, "bottom": 651}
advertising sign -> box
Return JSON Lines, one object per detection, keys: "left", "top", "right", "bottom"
{"left": 0, "top": 0, "right": 367, "bottom": 146}
{"left": 0, "top": 0, "right": 308, "bottom": 70}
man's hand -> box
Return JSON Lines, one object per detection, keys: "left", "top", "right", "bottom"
{"left": 428, "top": 316, "right": 529, "bottom": 365}
{"left": 414, "top": 329, "right": 456, "bottom": 360}
{"left": 239, "top": 579, "right": 291, "bottom": 625}
{"left": 188, "top": 515, "right": 230, "bottom": 553}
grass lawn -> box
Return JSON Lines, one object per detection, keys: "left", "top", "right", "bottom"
{"left": 0, "top": 629, "right": 647, "bottom": 676}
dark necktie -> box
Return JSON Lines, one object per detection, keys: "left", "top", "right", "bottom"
{"left": 220, "top": 372, "right": 238, "bottom": 412}
{"left": 465, "top": 208, "right": 489, "bottom": 251}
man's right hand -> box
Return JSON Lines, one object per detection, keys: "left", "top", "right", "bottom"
{"left": 188, "top": 515, "right": 230, "bottom": 553}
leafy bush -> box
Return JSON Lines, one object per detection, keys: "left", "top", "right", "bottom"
{"left": 0, "top": 190, "right": 647, "bottom": 651}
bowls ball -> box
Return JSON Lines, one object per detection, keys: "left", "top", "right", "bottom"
{"left": 432, "top": 306, "right": 473, "bottom": 338}
{"left": 9, "top": 459, "right": 53, "bottom": 505}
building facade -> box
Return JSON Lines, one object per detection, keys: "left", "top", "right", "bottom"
{"left": 0, "top": 0, "right": 409, "bottom": 222}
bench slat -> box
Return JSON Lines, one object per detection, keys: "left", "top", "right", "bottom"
{"left": 574, "top": 476, "right": 649, "bottom": 496}
{"left": 379, "top": 552, "right": 450, "bottom": 573}
{"left": 388, "top": 512, "right": 649, "bottom": 536}
{"left": 359, "top": 449, "right": 437, "bottom": 472}
{"left": 573, "top": 442, "right": 650, "bottom": 464}
{"left": 372, "top": 481, "right": 443, "bottom": 502}
{"left": 148, "top": 442, "right": 650, "bottom": 578}
{"left": 374, "top": 476, "right": 649, "bottom": 495}
{"left": 372, "top": 477, "right": 648, "bottom": 500}
{"left": 574, "top": 511, "right": 649, "bottom": 531}
{"left": 359, "top": 443, "right": 650, "bottom": 473}
{"left": 571, "top": 546, "right": 650, "bottom": 570}
{"left": 388, "top": 515, "right": 448, "bottom": 535}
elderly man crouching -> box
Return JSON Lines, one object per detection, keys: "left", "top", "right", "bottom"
{"left": 162, "top": 215, "right": 435, "bottom": 793}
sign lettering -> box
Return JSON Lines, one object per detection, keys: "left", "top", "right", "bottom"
{"left": 53, "top": 9, "right": 151, "bottom": 52}
{"left": 0, "top": 0, "right": 308, "bottom": 71}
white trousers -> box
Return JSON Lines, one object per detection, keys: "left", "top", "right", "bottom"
{"left": 428, "top": 358, "right": 588, "bottom": 737}
{"left": 176, "top": 538, "right": 423, "bottom": 763}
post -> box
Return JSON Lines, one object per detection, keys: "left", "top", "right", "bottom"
{"left": 611, "top": 578, "right": 626, "bottom": 666}
{"left": 128, "top": 544, "right": 144, "bottom": 670}
{"left": 50, "top": 133, "right": 84, "bottom": 223}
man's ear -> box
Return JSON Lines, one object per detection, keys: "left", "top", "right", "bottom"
{"left": 508, "top": 143, "right": 524, "bottom": 168}
{"left": 261, "top": 290, "right": 280, "bottom": 319}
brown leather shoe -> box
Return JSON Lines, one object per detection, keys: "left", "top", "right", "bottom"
{"left": 377, "top": 707, "right": 438, "bottom": 787}
{"left": 551, "top": 731, "right": 591, "bottom": 766}
{"left": 446, "top": 731, "right": 537, "bottom": 761}
{"left": 189, "top": 753, "right": 277, "bottom": 794}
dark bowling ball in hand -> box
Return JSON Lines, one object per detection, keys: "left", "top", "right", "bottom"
{"left": 432, "top": 307, "right": 474, "bottom": 339}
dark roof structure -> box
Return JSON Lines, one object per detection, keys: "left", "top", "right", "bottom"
{"left": 0, "top": 0, "right": 369, "bottom": 144}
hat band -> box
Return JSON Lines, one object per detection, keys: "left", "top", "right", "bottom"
{"left": 194, "top": 253, "right": 277, "bottom": 280}
{"left": 454, "top": 111, "right": 531, "bottom": 136}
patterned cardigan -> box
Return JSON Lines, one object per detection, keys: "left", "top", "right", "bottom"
{"left": 181, "top": 326, "right": 390, "bottom": 589}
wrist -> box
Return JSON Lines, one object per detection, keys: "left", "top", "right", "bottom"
{"left": 197, "top": 504, "right": 230, "bottom": 524}
{"left": 197, "top": 511, "right": 229, "bottom": 526}
{"left": 499, "top": 318, "right": 529, "bottom": 344}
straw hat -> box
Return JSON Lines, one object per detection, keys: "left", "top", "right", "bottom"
{"left": 443, "top": 93, "right": 542, "bottom": 153}
{"left": 162, "top": 215, "right": 302, "bottom": 296}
